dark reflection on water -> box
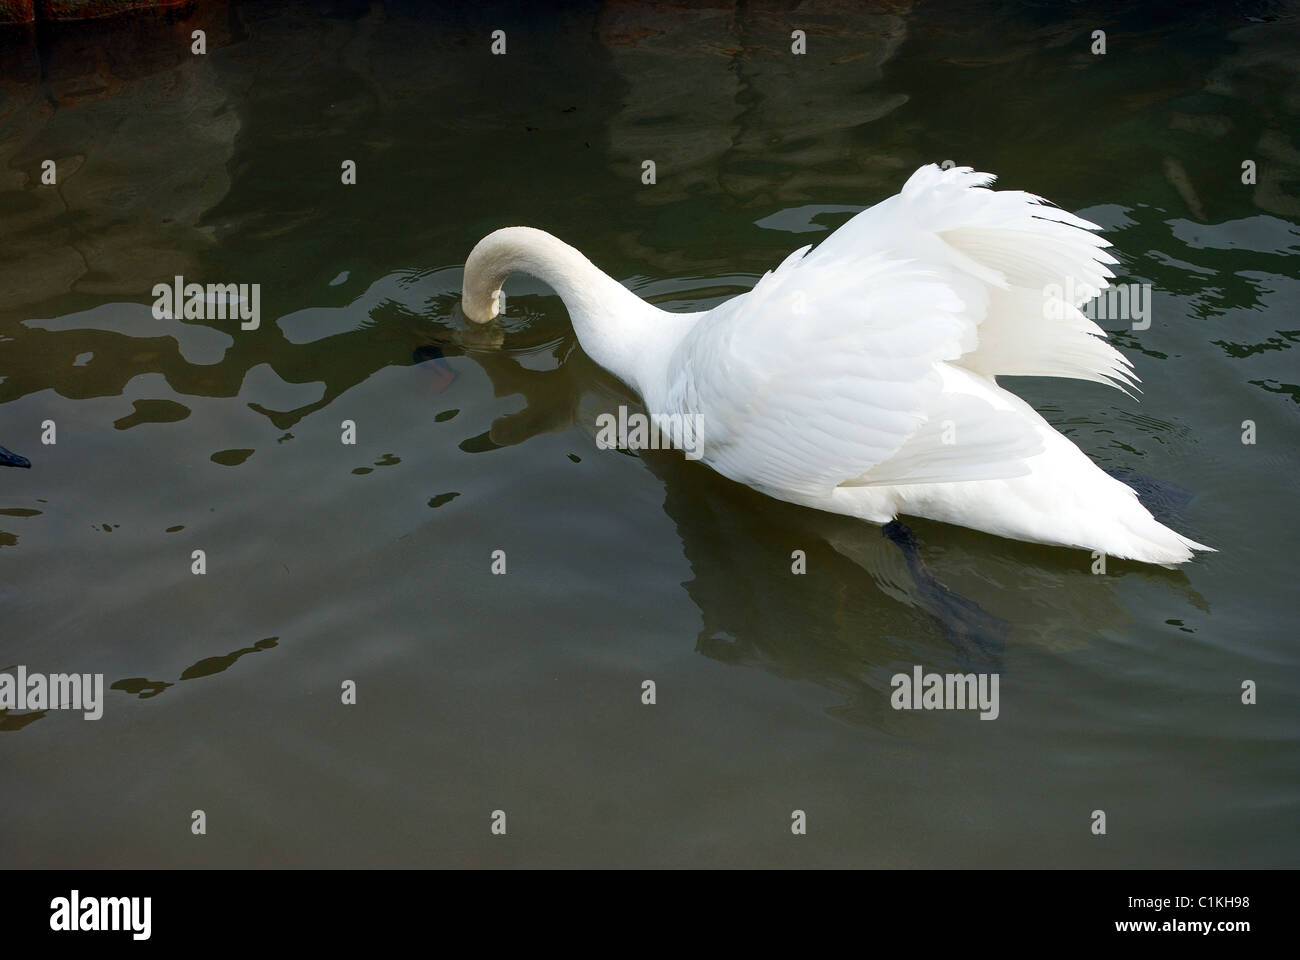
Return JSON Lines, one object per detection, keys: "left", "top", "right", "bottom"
{"left": 110, "top": 636, "right": 279, "bottom": 700}
{"left": 0, "top": 1, "right": 1297, "bottom": 866}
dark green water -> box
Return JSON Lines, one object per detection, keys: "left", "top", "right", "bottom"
{"left": 1, "top": 1, "right": 1297, "bottom": 867}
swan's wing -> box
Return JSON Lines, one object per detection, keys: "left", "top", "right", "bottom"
{"left": 810, "top": 164, "right": 1136, "bottom": 392}
{"left": 660, "top": 249, "right": 1043, "bottom": 499}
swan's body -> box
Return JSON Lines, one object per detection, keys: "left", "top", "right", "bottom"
{"left": 462, "top": 164, "right": 1212, "bottom": 565}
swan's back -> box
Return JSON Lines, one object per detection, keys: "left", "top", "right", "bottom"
{"left": 652, "top": 165, "right": 1211, "bottom": 564}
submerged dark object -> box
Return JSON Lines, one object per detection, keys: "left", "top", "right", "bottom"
{"left": 413, "top": 343, "right": 457, "bottom": 394}
{"left": 0, "top": 444, "right": 30, "bottom": 468}
{"left": 882, "top": 519, "right": 1008, "bottom": 666}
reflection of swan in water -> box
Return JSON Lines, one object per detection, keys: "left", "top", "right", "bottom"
{"left": 460, "top": 165, "right": 1214, "bottom": 564}
{"left": 425, "top": 323, "right": 1209, "bottom": 727}
{"left": 633, "top": 444, "right": 1209, "bottom": 728}
{"left": 0, "top": 444, "right": 30, "bottom": 468}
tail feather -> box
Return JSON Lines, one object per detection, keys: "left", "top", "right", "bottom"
{"left": 895, "top": 164, "right": 1133, "bottom": 393}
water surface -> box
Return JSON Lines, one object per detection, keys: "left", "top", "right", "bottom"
{"left": 1, "top": 1, "right": 1297, "bottom": 867}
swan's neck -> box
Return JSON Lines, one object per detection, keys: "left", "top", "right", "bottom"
{"left": 462, "top": 227, "right": 692, "bottom": 395}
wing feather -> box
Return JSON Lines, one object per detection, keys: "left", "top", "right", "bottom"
{"left": 660, "top": 250, "right": 1041, "bottom": 497}
{"left": 656, "top": 164, "right": 1133, "bottom": 496}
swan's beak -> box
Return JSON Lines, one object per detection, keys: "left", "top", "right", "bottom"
{"left": 0, "top": 444, "right": 31, "bottom": 468}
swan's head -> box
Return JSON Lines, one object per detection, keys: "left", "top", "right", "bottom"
{"left": 459, "top": 225, "right": 671, "bottom": 394}
{"left": 460, "top": 280, "right": 504, "bottom": 325}
{"left": 461, "top": 226, "right": 539, "bottom": 324}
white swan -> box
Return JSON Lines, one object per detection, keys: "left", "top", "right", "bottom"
{"left": 461, "top": 164, "right": 1213, "bottom": 565}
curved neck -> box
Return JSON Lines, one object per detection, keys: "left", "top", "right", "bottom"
{"left": 462, "top": 227, "right": 686, "bottom": 395}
